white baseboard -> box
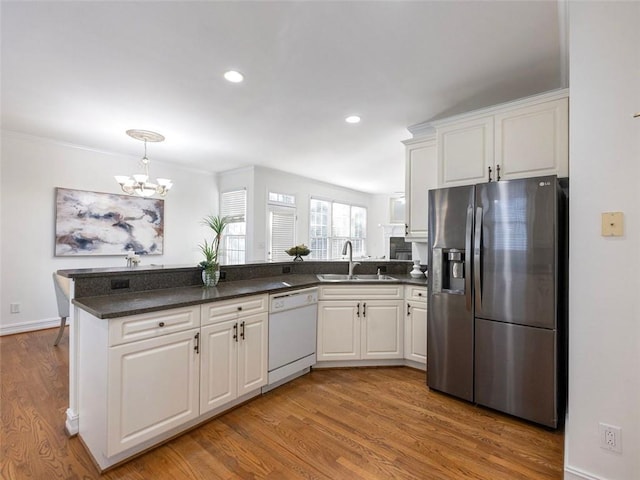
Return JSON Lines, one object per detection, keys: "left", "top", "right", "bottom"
{"left": 565, "top": 465, "right": 605, "bottom": 480}
{"left": 0, "top": 317, "right": 65, "bottom": 336}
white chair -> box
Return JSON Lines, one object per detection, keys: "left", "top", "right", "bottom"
{"left": 52, "top": 272, "right": 70, "bottom": 346}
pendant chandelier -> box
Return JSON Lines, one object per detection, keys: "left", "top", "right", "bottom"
{"left": 115, "top": 129, "right": 172, "bottom": 197}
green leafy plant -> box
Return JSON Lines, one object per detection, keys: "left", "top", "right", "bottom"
{"left": 198, "top": 215, "right": 230, "bottom": 271}
{"left": 285, "top": 244, "right": 311, "bottom": 256}
{"left": 198, "top": 239, "right": 217, "bottom": 271}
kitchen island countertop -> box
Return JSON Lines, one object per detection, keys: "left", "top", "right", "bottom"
{"left": 73, "top": 273, "right": 427, "bottom": 319}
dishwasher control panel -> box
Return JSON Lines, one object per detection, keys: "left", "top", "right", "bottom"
{"left": 269, "top": 288, "right": 318, "bottom": 313}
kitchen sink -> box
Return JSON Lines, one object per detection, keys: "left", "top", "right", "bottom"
{"left": 316, "top": 274, "right": 397, "bottom": 282}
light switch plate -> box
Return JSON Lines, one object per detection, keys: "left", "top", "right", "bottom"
{"left": 601, "top": 212, "right": 624, "bottom": 237}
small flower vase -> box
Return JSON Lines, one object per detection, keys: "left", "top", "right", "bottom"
{"left": 202, "top": 268, "right": 220, "bottom": 287}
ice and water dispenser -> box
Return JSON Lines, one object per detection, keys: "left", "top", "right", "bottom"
{"left": 431, "top": 248, "right": 466, "bottom": 294}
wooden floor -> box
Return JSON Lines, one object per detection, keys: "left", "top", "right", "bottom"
{"left": 0, "top": 329, "right": 564, "bottom": 479}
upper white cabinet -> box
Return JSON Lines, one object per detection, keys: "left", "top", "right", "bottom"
{"left": 402, "top": 136, "right": 437, "bottom": 241}
{"left": 436, "top": 116, "right": 494, "bottom": 187}
{"left": 494, "top": 97, "right": 568, "bottom": 180}
{"left": 407, "top": 89, "right": 569, "bottom": 190}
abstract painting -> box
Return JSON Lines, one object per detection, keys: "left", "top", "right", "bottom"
{"left": 55, "top": 188, "right": 164, "bottom": 256}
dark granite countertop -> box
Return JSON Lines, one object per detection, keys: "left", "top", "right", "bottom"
{"left": 73, "top": 273, "right": 428, "bottom": 319}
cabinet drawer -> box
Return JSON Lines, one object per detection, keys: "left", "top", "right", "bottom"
{"left": 201, "top": 294, "right": 268, "bottom": 326}
{"left": 319, "top": 285, "right": 403, "bottom": 300}
{"left": 405, "top": 286, "right": 428, "bottom": 303}
{"left": 109, "top": 306, "right": 201, "bottom": 347}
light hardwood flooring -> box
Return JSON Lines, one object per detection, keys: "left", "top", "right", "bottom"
{"left": 0, "top": 328, "right": 563, "bottom": 479}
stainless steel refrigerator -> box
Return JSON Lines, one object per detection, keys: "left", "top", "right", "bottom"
{"left": 427, "top": 175, "right": 567, "bottom": 428}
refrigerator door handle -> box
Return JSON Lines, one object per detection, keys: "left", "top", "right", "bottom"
{"left": 474, "top": 206, "right": 483, "bottom": 311}
{"left": 465, "top": 205, "right": 474, "bottom": 311}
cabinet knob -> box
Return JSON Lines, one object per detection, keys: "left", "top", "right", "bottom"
{"left": 237, "top": 306, "right": 242, "bottom": 311}
{"left": 158, "top": 322, "right": 165, "bottom": 327}
{"left": 418, "top": 292, "right": 423, "bottom": 297}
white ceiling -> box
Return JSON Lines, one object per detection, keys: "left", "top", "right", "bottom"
{"left": 1, "top": 1, "right": 565, "bottom": 194}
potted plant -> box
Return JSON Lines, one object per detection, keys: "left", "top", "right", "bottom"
{"left": 285, "top": 244, "right": 311, "bottom": 261}
{"left": 198, "top": 214, "right": 230, "bottom": 287}
{"left": 198, "top": 239, "right": 218, "bottom": 287}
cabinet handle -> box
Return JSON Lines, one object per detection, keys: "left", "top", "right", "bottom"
{"left": 356, "top": 302, "right": 360, "bottom": 318}
{"left": 194, "top": 332, "right": 200, "bottom": 354}
{"left": 240, "top": 321, "right": 245, "bottom": 340}
{"left": 407, "top": 303, "right": 411, "bottom": 316}
{"left": 362, "top": 303, "right": 367, "bottom": 317}
{"left": 233, "top": 323, "right": 238, "bottom": 342}
{"left": 405, "top": 224, "right": 409, "bottom": 235}
{"left": 488, "top": 166, "right": 493, "bottom": 182}
{"left": 158, "top": 322, "right": 165, "bottom": 327}
{"left": 496, "top": 164, "right": 501, "bottom": 181}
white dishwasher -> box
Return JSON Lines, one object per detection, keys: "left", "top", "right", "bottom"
{"left": 264, "top": 287, "right": 318, "bottom": 392}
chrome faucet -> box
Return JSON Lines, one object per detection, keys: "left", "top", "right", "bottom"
{"left": 342, "top": 240, "right": 361, "bottom": 277}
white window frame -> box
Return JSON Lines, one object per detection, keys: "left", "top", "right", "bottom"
{"left": 309, "top": 197, "right": 367, "bottom": 260}
{"left": 267, "top": 203, "right": 297, "bottom": 262}
{"left": 220, "top": 189, "right": 247, "bottom": 265}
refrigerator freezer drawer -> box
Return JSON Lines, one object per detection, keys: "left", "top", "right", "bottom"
{"left": 474, "top": 318, "right": 558, "bottom": 427}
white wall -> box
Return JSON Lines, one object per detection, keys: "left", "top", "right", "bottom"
{"left": 0, "top": 132, "right": 217, "bottom": 335}
{"left": 565, "top": 3, "right": 640, "bottom": 479}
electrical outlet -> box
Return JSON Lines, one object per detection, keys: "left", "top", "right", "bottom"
{"left": 599, "top": 423, "right": 622, "bottom": 453}
{"left": 110, "top": 279, "right": 130, "bottom": 290}
{"left": 10, "top": 303, "right": 20, "bottom": 314}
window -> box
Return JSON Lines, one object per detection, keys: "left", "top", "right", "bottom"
{"left": 268, "top": 204, "right": 296, "bottom": 262}
{"left": 268, "top": 192, "right": 295, "bottom": 206}
{"left": 309, "top": 199, "right": 366, "bottom": 260}
{"left": 220, "top": 189, "right": 246, "bottom": 264}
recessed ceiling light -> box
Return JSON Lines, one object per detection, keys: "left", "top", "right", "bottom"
{"left": 345, "top": 115, "right": 361, "bottom": 124}
{"left": 224, "top": 70, "right": 244, "bottom": 83}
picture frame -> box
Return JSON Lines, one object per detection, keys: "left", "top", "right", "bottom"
{"left": 54, "top": 187, "right": 164, "bottom": 256}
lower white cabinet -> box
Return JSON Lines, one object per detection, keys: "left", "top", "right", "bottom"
{"left": 317, "top": 286, "right": 404, "bottom": 361}
{"left": 200, "top": 310, "right": 268, "bottom": 414}
{"left": 404, "top": 286, "right": 427, "bottom": 365}
{"left": 107, "top": 328, "right": 200, "bottom": 456}
{"left": 77, "top": 296, "right": 268, "bottom": 471}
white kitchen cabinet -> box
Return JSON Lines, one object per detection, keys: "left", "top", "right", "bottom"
{"left": 317, "top": 301, "right": 360, "bottom": 360}
{"left": 404, "top": 286, "right": 427, "bottom": 365}
{"left": 361, "top": 301, "right": 404, "bottom": 359}
{"left": 494, "top": 97, "right": 568, "bottom": 180}
{"left": 317, "top": 286, "right": 403, "bottom": 361}
{"left": 107, "top": 328, "right": 200, "bottom": 456}
{"left": 77, "top": 305, "right": 202, "bottom": 469}
{"left": 403, "top": 136, "right": 437, "bottom": 241}
{"left": 436, "top": 116, "right": 494, "bottom": 187}
{"left": 200, "top": 295, "right": 268, "bottom": 414}
{"left": 430, "top": 89, "right": 569, "bottom": 187}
